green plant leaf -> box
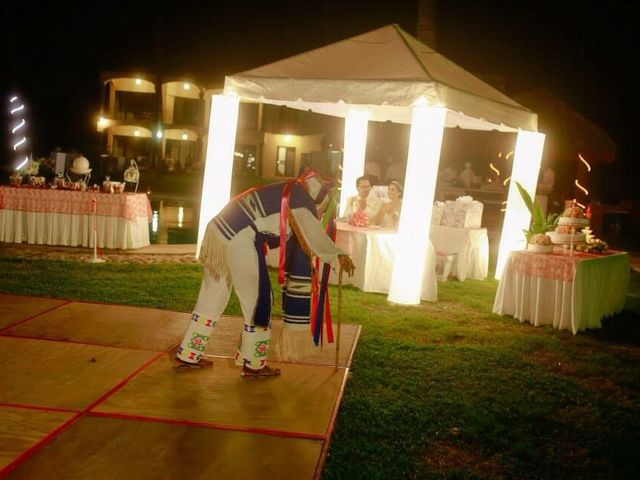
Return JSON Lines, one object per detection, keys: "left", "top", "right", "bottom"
{"left": 515, "top": 181, "right": 534, "bottom": 216}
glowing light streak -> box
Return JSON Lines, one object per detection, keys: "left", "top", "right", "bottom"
{"left": 575, "top": 179, "right": 589, "bottom": 196}
{"left": 16, "top": 157, "right": 28, "bottom": 170}
{"left": 10, "top": 96, "right": 18, "bottom": 103}
{"left": 578, "top": 153, "right": 591, "bottom": 172}
{"left": 10, "top": 105, "right": 24, "bottom": 114}
{"left": 502, "top": 176, "right": 511, "bottom": 186}
{"left": 12, "top": 119, "right": 25, "bottom": 133}
{"left": 489, "top": 163, "right": 500, "bottom": 176}
{"left": 13, "top": 137, "right": 26, "bottom": 150}
{"left": 505, "top": 151, "right": 514, "bottom": 160}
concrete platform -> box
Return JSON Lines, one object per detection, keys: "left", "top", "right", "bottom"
{"left": 0, "top": 293, "right": 360, "bottom": 479}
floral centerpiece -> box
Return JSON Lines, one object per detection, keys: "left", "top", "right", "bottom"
{"left": 349, "top": 209, "right": 370, "bottom": 227}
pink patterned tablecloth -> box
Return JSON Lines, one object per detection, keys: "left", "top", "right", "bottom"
{"left": 510, "top": 250, "right": 609, "bottom": 282}
{"left": 0, "top": 186, "right": 152, "bottom": 222}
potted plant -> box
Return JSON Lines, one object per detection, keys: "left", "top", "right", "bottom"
{"left": 515, "top": 181, "right": 558, "bottom": 251}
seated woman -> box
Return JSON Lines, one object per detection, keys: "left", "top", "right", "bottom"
{"left": 374, "top": 180, "right": 403, "bottom": 229}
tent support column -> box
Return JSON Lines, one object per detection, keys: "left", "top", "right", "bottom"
{"left": 388, "top": 105, "right": 446, "bottom": 305}
{"left": 495, "top": 131, "right": 545, "bottom": 278}
{"left": 196, "top": 94, "right": 240, "bottom": 257}
{"left": 339, "top": 110, "right": 369, "bottom": 217}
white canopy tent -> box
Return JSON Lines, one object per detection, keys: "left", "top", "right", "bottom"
{"left": 198, "top": 24, "right": 545, "bottom": 303}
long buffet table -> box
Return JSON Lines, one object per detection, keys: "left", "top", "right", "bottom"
{"left": 0, "top": 186, "right": 152, "bottom": 249}
{"left": 493, "top": 249, "right": 630, "bottom": 334}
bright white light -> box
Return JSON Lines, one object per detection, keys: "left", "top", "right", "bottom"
{"left": 151, "top": 211, "right": 159, "bottom": 233}
{"left": 183, "top": 83, "right": 191, "bottom": 90}
{"left": 196, "top": 94, "right": 240, "bottom": 257}
{"left": 283, "top": 134, "right": 292, "bottom": 143}
{"left": 338, "top": 110, "right": 369, "bottom": 217}
{"left": 181, "top": 133, "right": 188, "bottom": 140}
{"left": 13, "top": 137, "right": 26, "bottom": 150}
{"left": 495, "top": 131, "right": 545, "bottom": 278}
{"left": 16, "top": 157, "right": 29, "bottom": 171}
{"left": 388, "top": 106, "right": 446, "bottom": 305}
{"left": 10, "top": 105, "right": 24, "bottom": 114}
{"left": 135, "top": 78, "right": 142, "bottom": 85}
{"left": 489, "top": 163, "right": 500, "bottom": 176}
{"left": 156, "top": 130, "right": 163, "bottom": 138}
{"left": 12, "top": 119, "right": 25, "bottom": 134}
{"left": 178, "top": 206, "right": 184, "bottom": 228}
{"left": 10, "top": 96, "right": 18, "bottom": 103}
{"left": 134, "top": 130, "right": 140, "bottom": 137}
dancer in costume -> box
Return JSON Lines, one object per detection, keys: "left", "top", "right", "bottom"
{"left": 175, "top": 169, "right": 355, "bottom": 377}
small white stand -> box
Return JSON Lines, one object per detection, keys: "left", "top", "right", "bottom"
{"left": 569, "top": 229, "right": 575, "bottom": 256}
{"left": 88, "top": 196, "right": 106, "bottom": 264}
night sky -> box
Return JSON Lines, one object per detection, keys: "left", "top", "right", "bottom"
{"left": 2, "top": 0, "right": 638, "bottom": 200}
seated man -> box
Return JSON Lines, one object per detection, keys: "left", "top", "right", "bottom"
{"left": 343, "top": 176, "right": 382, "bottom": 221}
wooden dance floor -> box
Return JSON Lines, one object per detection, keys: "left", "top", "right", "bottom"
{"left": 0, "top": 293, "right": 360, "bottom": 479}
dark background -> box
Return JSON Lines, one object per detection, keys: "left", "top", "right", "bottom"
{"left": 2, "top": 0, "right": 638, "bottom": 201}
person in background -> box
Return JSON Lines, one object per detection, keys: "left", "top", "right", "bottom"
{"left": 383, "top": 156, "right": 405, "bottom": 183}
{"left": 343, "top": 176, "right": 382, "bottom": 221}
{"left": 364, "top": 159, "right": 382, "bottom": 185}
{"left": 374, "top": 180, "right": 403, "bottom": 229}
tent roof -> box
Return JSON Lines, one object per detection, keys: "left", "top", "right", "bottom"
{"left": 225, "top": 24, "right": 537, "bottom": 132}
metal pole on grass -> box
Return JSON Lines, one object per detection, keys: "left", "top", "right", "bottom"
{"left": 88, "top": 196, "right": 105, "bottom": 263}
{"left": 334, "top": 267, "right": 343, "bottom": 372}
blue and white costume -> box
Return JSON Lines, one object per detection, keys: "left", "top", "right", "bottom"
{"left": 176, "top": 176, "right": 342, "bottom": 371}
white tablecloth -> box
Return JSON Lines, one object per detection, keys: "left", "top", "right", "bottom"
{"left": 493, "top": 250, "right": 630, "bottom": 334}
{"left": 0, "top": 186, "right": 152, "bottom": 249}
{"left": 265, "top": 223, "right": 438, "bottom": 301}
{"left": 332, "top": 223, "right": 437, "bottom": 301}
{"left": 429, "top": 225, "right": 489, "bottom": 280}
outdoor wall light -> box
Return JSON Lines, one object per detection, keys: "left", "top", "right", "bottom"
{"left": 135, "top": 78, "right": 142, "bottom": 85}
{"left": 183, "top": 83, "right": 191, "bottom": 90}
{"left": 156, "top": 130, "right": 163, "bottom": 139}
{"left": 181, "top": 133, "right": 188, "bottom": 140}
{"left": 134, "top": 130, "right": 140, "bottom": 137}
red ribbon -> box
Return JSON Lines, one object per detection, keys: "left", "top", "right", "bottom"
{"left": 277, "top": 169, "right": 319, "bottom": 284}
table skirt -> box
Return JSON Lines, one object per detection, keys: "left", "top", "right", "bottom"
{"left": 493, "top": 252, "right": 630, "bottom": 334}
{"left": 429, "top": 225, "right": 488, "bottom": 281}
{"left": 0, "top": 209, "right": 150, "bottom": 249}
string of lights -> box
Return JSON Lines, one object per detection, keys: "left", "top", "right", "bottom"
{"left": 9, "top": 95, "right": 30, "bottom": 170}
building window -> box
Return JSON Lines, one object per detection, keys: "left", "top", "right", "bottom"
{"left": 113, "top": 135, "right": 151, "bottom": 169}
{"left": 114, "top": 91, "right": 155, "bottom": 122}
{"left": 276, "top": 146, "right": 295, "bottom": 177}
{"left": 173, "top": 97, "right": 200, "bottom": 125}
{"left": 165, "top": 139, "right": 198, "bottom": 171}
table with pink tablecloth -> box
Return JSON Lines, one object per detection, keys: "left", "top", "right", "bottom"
{"left": 493, "top": 250, "right": 630, "bottom": 334}
{"left": 0, "top": 186, "right": 152, "bottom": 249}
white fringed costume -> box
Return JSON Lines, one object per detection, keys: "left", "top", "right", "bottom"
{"left": 176, "top": 173, "right": 343, "bottom": 371}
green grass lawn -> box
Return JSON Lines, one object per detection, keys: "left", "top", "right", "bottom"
{"left": 1, "top": 255, "right": 639, "bottom": 479}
